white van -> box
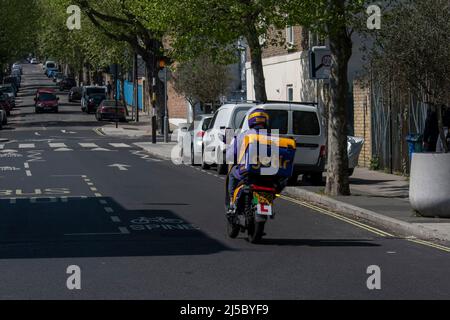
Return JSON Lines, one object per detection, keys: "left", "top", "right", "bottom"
{"left": 202, "top": 103, "right": 255, "bottom": 173}
{"left": 241, "top": 103, "right": 327, "bottom": 185}
{"left": 43, "top": 61, "right": 56, "bottom": 73}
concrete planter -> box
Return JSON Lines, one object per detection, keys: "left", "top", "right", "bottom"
{"left": 410, "top": 153, "right": 450, "bottom": 217}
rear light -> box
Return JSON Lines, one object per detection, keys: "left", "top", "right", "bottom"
{"left": 196, "top": 131, "right": 205, "bottom": 138}
{"left": 319, "top": 145, "right": 327, "bottom": 158}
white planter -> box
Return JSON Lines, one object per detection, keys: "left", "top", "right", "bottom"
{"left": 410, "top": 153, "right": 450, "bottom": 217}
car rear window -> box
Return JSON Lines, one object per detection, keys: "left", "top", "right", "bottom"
{"left": 47, "top": 63, "right": 55, "bottom": 68}
{"left": 266, "top": 110, "right": 288, "bottom": 134}
{"left": 293, "top": 111, "right": 320, "bottom": 136}
{"left": 39, "top": 93, "right": 57, "bottom": 101}
{"left": 87, "top": 88, "right": 106, "bottom": 95}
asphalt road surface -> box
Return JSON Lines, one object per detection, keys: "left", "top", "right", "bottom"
{"left": 0, "top": 64, "right": 449, "bottom": 300}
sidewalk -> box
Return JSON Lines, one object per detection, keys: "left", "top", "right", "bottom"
{"left": 284, "top": 167, "right": 450, "bottom": 242}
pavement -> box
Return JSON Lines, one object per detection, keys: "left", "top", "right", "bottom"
{"left": 0, "top": 63, "right": 450, "bottom": 300}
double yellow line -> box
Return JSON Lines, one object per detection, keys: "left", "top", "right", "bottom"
{"left": 281, "top": 195, "right": 450, "bottom": 253}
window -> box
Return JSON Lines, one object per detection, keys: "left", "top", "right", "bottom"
{"left": 293, "top": 111, "right": 320, "bottom": 136}
{"left": 232, "top": 108, "right": 252, "bottom": 129}
{"left": 266, "top": 110, "right": 288, "bottom": 134}
{"left": 286, "top": 26, "right": 294, "bottom": 45}
{"left": 287, "top": 85, "right": 294, "bottom": 102}
{"left": 202, "top": 118, "right": 212, "bottom": 131}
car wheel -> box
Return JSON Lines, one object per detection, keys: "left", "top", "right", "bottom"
{"left": 310, "top": 173, "right": 324, "bottom": 186}
{"left": 217, "top": 157, "right": 227, "bottom": 175}
{"left": 2, "top": 115, "right": 7, "bottom": 126}
{"left": 6, "top": 111, "right": 10, "bottom": 117}
{"left": 287, "top": 174, "right": 299, "bottom": 186}
{"left": 190, "top": 145, "right": 196, "bottom": 166}
{"left": 201, "top": 148, "right": 210, "bottom": 170}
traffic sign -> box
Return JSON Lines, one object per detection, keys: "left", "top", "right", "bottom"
{"left": 309, "top": 46, "right": 332, "bottom": 79}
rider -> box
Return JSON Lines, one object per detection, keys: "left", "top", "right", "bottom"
{"left": 226, "top": 108, "right": 270, "bottom": 212}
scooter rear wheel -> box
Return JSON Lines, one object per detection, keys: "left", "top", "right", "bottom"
{"left": 248, "top": 220, "right": 265, "bottom": 244}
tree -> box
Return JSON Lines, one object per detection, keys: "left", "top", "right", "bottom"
{"left": 0, "top": 0, "right": 41, "bottom": 76}
{"left": 173, "top": 54, "right": 234, "bottom": 114}
{"left": 156, "top": 0, "right": 289, "bottom": 102}
{"left": 286, "top": 0, "right": 368, "bottom": 196}
{"left": 73, "top": 0, "right": 168, "bottom": 123}
{"left": 370, "top": 0, "right": 450, "bottom": 153}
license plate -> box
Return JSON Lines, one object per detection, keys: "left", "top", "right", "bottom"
{"left": 256, "top": 203, "right": 272, "bottom": 216}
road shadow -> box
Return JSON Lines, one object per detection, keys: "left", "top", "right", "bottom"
{"left": 0, "top": 197, "right": 230, "bottom": 259}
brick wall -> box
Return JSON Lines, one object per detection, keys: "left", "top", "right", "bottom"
{"left": 247, "top": 26, "right": 308, "bottom": 60}
{"left": 353, "top": 79, "right": 372, "bottom": 167}
{"left": 167, "top": 80, "right": 187, "bottom": 119}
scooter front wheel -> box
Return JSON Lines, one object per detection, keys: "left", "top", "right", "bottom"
{"left": 247, "top": 220, "right": 265, "bottom": 244}
{"left": 227, "top": 219, "right": 240, "bottom": 239}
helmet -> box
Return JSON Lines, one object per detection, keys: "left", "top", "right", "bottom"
{"left": 248, "top": 108, "right": 269, "bottom": 129}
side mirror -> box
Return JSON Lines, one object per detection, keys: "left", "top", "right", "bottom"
{"left": 181, "top": 127, "right": 188, "bottom": 132}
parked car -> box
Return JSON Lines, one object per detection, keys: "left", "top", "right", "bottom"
{"left": 0, "top": 108, "right": 6, "bottom": 129}
{"left": 240, "top": 103, "right": 326, "bottom": 184}
{"left": 46, "top": 68, "right": 58, "bottom": 78}
{"left": 43, "top": 61, "right": 56, "bottom": 73}
{"left": 12, "top": 63, "right": 22, "bottom": 74}
{"left": 0, "top": 92, "right": 12, "bottom": 117}
{"left": 3, "top": 77, "right": 19, "bottom": 94}
{"left": 95, "top": 100, "right": 127, "bottom": 122}
{"left": 81, "top": 86, "right": 107, "bottom": 113}
{"left": 0, "top": 85, "right": 16, "bottom": 109}
{"left": 202, "top": 103, "right": 255, "bottom": 173}
{"left": 30, "top": 58, "right": 38, "bottom": 64}
{"left": 59, "top": 77, "right": 77, "bottom": 91}
{"left": 53, "top": 72, "right": 64, "bottom": 83}
{"left": 180, "top": 114, "right": 214, "bottom": 165}
{"left": 68, "top": 87, "right": 82, "bottom": 102}
{"left": 34, "top": 88, "right": 59, "bottom": 113}
{"left": 0, "top": 92, "right": 12, "bottom": 124}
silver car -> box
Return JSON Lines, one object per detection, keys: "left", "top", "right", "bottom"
{"left": 180, "top": 114, "right": 214, "bottom": 165}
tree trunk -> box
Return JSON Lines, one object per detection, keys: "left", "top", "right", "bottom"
{"left": 245, "top": 24, "right": 267, "bottom": 103}
{"left": 325, "top": 25, "right": 353, "bottom": 196}
{"left": 436, "top": 105, "right": 449, "bottom": 153}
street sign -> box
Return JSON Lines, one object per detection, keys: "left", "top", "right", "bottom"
{"left": 309, "top": 46, "right": 332, "bottom": 79}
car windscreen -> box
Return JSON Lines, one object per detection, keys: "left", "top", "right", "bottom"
{"left": 47, "top": 63, "right": 56, "bottom": 68}
{"left": 38, "top": 93, "right": 57, "bottom": 101}
{"left": 265, "top": 110, "right": 288, "bottom": 134}
{"left": 232, "top": 108, "right": 252, "bottom": 129}
{"left": 87, "top": 88, "right": 106, "bottom": 95}
{"left": 102, "top": 101, "right": 123, "bottom": 107}
{"left": 293, "top": 111, "right": 320, "bottom": 136}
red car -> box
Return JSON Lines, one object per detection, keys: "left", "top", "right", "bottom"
{"left": 0, "top": 92, "right": 13, "bottom": 116}
{"left": 35, "top": 88, "right": 59, "bottom": 113}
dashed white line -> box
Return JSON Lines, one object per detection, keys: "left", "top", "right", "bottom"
{"left": 49, "top": 143, "right": 68, "bottom": 148}
{"left": 111, "top": 216, "right": 121, "bottom": 223}
{"left": 79, "top": 143, "right": 99, "bottom": 148}
{"left": 19, "top": 144, "right": 35, "bottom": 149}
{"left": 26, "top": 170, "right": 32, "bottom": 177}
{"left": 104, "top": 207, "right": 114, "bottom": 213}
{"left": 24, "top": 162, "right": 30, "bottom": 169}
{"left": 99, "top": 200, "right": 108, "bottom": 205}
{"left": 119, "top": 227, "right": 130, "bottom": 234}
{"left": 109, "top": 143, "right": 131, "bottom": 148}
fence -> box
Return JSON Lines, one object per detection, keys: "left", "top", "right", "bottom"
{"left": 116, "top": 80, "right": 144, "bottom": 110}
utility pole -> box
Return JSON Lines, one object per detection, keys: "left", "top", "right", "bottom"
{"left": 164, "top": 66, "right": 169, "bottom": 143}
{"left": 114, "top": 63, "right": 119, "bottom": 129}
{"left": 133, "top": 52, "right": 139, "bottom": 123}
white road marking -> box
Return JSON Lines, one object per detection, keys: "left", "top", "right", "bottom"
{"left": 99, "top": 200, "right": 108, "bottom": 205}
{"left": 119, "top": 227, "right": 130, "bottom": 234}
{"left": 111, "top": 216, "right": 121, "bottom": 223}
{"left": 24, "top": 162, "right": 30, "bottom": 169}
{"left": 90, "top": 187, "right": 98, "bottom": 192}
{"left": 94, "top": 193, "right": 103, "bottom": 197}
{"left": 91, "top": 148, "right": 113, "bottom": 152}
{"left": 49, "top": 143, "right": 67, "bottom": 148}
{"left": 54, "top": 148, "right": 73, "bottom": 152}
{"left": 0, "top": 144, "right": 4, "bottom": 150}
{"left": 19, "top": 144, "right": 35, "bottom": 149}
{"left": 104, "top": 207, "right": 114, "bottom": 213}
{"left": 109, "top": 143, "right": 131, "bottom": 148}
{"left": 26, "top": 170, "right": 32, "bottom": 177}
{"left": 79, "top": 143, "right": 99, "bottom": 148}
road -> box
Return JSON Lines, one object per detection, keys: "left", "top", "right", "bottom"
{"left": 0, "top": 64, "right": 449, "bottom": 300}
